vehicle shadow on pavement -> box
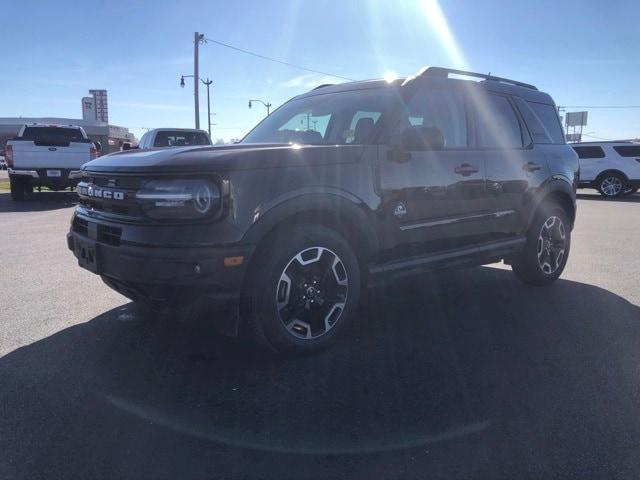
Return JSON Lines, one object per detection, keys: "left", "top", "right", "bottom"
{"left": 2, "top": 266, "right": 640, "bottom": 479}
{"left": 577, "top": 192, "right": 640, "bottom": 203}
{"left": 0, "top": 191, "right": 77, "bottom": 212}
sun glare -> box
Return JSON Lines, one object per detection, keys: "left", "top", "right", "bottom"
{"left": 419, "top": 0, "right": 468, "bottom": 70}
{"left": 383, "top": 72, "right": 397, "bottom": 83}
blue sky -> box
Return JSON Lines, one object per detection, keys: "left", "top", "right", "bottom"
{"left": 1, "top": 0, "right": 638, "bottom": 142}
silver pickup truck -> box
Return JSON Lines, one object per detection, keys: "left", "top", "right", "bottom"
{"left": 6, "top": 124, "right": 99, "bottom": 200}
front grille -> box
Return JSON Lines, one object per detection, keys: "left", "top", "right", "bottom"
{"left": 72, "top": 217, "right": 88, "bottom": 236}
{"left": 73, "top": 216, "right": 121, "bottom": 246}
{"left": 77, "top": 174, "right": 145, "bottom": 219}
{"left": 98, "top": 225, "right": 122, "bottom": 246}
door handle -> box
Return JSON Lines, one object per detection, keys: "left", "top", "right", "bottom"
{"left": 523, "top": 161, "right": 541, "bottom": 172}
{"left": 454, "top": 163, "right": 479, "bottom": 176}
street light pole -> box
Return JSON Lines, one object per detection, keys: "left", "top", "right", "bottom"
{"left": 248, "top": 99, "right": 272, "bottom": 117}
{"left": 180, "top": 75, "right": 213, "bottom": 137}
{"left": 203, "top": 78, "right": 213, "bottom": 137}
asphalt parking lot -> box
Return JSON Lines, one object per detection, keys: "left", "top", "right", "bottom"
{"left": 1, "top": 190, "right": 639, "bottom": 479}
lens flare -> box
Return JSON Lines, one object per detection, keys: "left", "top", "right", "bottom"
{"left": 383, "top": 72, "right": 397, "bottom": 83}
{"left": 419, "top": 0, "right": 468, "bottom": 70}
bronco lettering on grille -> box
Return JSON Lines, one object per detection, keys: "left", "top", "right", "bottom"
{"left": 78, "top": 185, "right": 125, "bottom": 200}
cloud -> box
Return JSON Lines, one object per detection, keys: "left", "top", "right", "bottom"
{"left": 280, "top": 73, "right": 339, "bottom": 89}
{"left": 110, "top": 102, "right": 191, "bottom": 112}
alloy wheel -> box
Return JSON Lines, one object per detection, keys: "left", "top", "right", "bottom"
{"left": 537, "top": 216, "right": 566, "bottom": 275}
{"left": 276, "top": 247, "right": 349, "bottom": 340}
{"left": 601, "top": 176, "right": 623, "bottom": 197}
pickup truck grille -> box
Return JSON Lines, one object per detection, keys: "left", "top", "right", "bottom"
{"left": 77, "top": 174, "right": 145, "bottom": 219}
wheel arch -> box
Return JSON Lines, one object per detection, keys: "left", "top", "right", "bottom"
{"left": 526, "top": 176, "right": 576, "bottom": 230}
{"left": 595, "top": 169, "right": 629, "bottom": 183}
{"left": 241, "top": 189, "right": 379, "bottom": 274}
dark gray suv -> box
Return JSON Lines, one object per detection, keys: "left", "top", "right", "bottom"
{"left": 68, "top": 66, "right": 579, "bottom": 354}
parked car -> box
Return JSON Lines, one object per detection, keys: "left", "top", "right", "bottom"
{"left": 571, "top": 141, "right": 640, "bottom": 197}
{"left": 6, "top": 124, "right": 99, "bottom": 200}
{"left": 67, "top": 66, "right": 578, "bottom": 354}
{"left": 137, "top": 128, "right": 211, "bottom": 149}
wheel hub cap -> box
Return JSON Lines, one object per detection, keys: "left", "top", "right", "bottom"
{"left": 276, "top": 247, "right": 348, "bottom": 340}
{"left": 537, "top": 216, "right": 566, "bottom": 275}
{"left": 602, "top": 177, "right": 623, "bottom": 196}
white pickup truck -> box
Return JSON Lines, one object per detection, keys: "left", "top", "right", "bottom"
{"left": 6, "top": 124, "right": 99, "bottom": 200}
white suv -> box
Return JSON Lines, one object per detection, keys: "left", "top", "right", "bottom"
{"left": 572, "top": 141, "right": 640, "bottom": 197}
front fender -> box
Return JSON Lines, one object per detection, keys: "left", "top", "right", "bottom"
{"left": 241, "top": 188, "right": 380, "bottom": 256}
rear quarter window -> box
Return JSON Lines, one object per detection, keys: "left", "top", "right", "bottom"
{"left": 527, "top": 102, "right": 565, "bottom": 144}
{"left": 572, "top": 146, "right": 605, "bottom": 159}
{"left": 613, "top": 145, "right": 640, "bottom": 157}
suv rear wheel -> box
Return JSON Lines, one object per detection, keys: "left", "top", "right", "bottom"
{"left": 511, "top": 206, "right": 571, "bottom": 286}
{"left": 244, "top": 224, "right": 361, "bottom": 354}
{"left": 597, "top": 173, "right": 626, "bottom": 198}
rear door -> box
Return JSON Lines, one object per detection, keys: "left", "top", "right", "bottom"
{"left": 472, "top": 92, "right": 549, "bottom": 236}
{"left": 12, "top": 126, "right": 91, "bottom": 169}
{"left": 376, "top": 82, "right": 489, "bottom": 257}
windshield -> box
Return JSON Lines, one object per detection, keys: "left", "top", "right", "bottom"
{"left": 242, "top": 89, "right": 400, "bottom": 145}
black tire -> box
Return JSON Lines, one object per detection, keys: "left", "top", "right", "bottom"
{"left": 512, "top": 205, "right": 571, "bottom": 286}
{"left": 9, "top": 177, "right": 26, "bottom": 201}
{"left": 597, "top": 172, "right": 626, "bottom": 198}
{"left": 624, "top": 186, "right": 638, "bottom": 195}
{"left": 243, "top": 224, "right": 361, "bottom": 355}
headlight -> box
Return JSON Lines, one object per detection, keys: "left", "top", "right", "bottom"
{"left": 135, "top": 179, "right": 221, "bottom": 219}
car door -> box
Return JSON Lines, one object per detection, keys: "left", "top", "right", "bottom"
{"left": 471, "top": 92, "right": 548, "bottom": 237}
{"left": 376, "top": 82, "right": 489, "bottom": 258}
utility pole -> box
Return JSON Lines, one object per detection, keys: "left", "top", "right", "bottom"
{"left": 193, "top": 32, "right": 204, "bottom": 129}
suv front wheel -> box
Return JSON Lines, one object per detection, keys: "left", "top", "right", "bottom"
{"left": 244, "top": 224, "right": 361, "bottom": 354}
{"left": 511, "top": 206, "right": 571, "bottom": 286}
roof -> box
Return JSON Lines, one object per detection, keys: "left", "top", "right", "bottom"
{"left": 296, "top": 66, "right": 554, "bottom": 104}
{"left": 571, "top": 140, "right": 639, "bottom": 145}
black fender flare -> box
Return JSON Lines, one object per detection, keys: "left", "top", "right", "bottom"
{"left": 241, "top": 187, "right": 380, "bottom": 259}
{"left": 524, "top": 175, "right": 576, "bottom": 230}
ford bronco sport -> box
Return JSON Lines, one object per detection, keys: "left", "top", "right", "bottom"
{"left": 67, "top": 67, "right": 579, "bottom": 354}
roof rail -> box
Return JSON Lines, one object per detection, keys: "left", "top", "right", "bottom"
{"left": 312, "top": 83, "right": 334, "bottom": 91}
{"left": 419, "top": 66, "right": 538, "bottom": 90}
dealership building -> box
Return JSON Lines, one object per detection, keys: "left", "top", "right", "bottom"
{"left": 0, "top": 90, "right": 135, "bottom": 154}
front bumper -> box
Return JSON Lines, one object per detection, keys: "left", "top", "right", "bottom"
{"left": 67, "top": 218, "right": 254, "bottom": 307}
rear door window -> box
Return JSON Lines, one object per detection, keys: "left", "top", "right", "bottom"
{"left": 573, "top": 146, "right": 605, "bottom": 159}
{"left": 153, "top": 131, "right": 210, "bottom": 147}
{"left": 21, "top": 127, "right": 86, "bottom": 145}
{"left": 396, "top": 87, "right": 469, "bottom": 149}
{"left": 613, "top": 145, "right": 640, "bottom": 157}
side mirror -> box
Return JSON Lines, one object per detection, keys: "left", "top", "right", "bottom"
{"left": 122, "top": 142, "right": 132, "bottom": 151}
{"left": 400, "top": 126, "right": 445, "bottom": 151}
{"left": 94, "top": 141, "right": 102, "bottom": 153}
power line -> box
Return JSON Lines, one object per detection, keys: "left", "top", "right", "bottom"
{"left": 559, "top": 105, "right": 640, "bottom": 109}
{"left": 203, "top": 37, "right": 355, "bottom": 82}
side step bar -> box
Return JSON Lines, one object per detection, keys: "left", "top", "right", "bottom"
{"left": 369, "top": 237, "right": 526, "bottom": 279}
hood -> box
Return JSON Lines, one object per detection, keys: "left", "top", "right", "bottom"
{"left": 82, "top": 143, "right": 363, "bottom": 174}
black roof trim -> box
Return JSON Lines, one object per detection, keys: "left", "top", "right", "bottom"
{"left": 416, "top": 66, "right": 538, "bottom": 90}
